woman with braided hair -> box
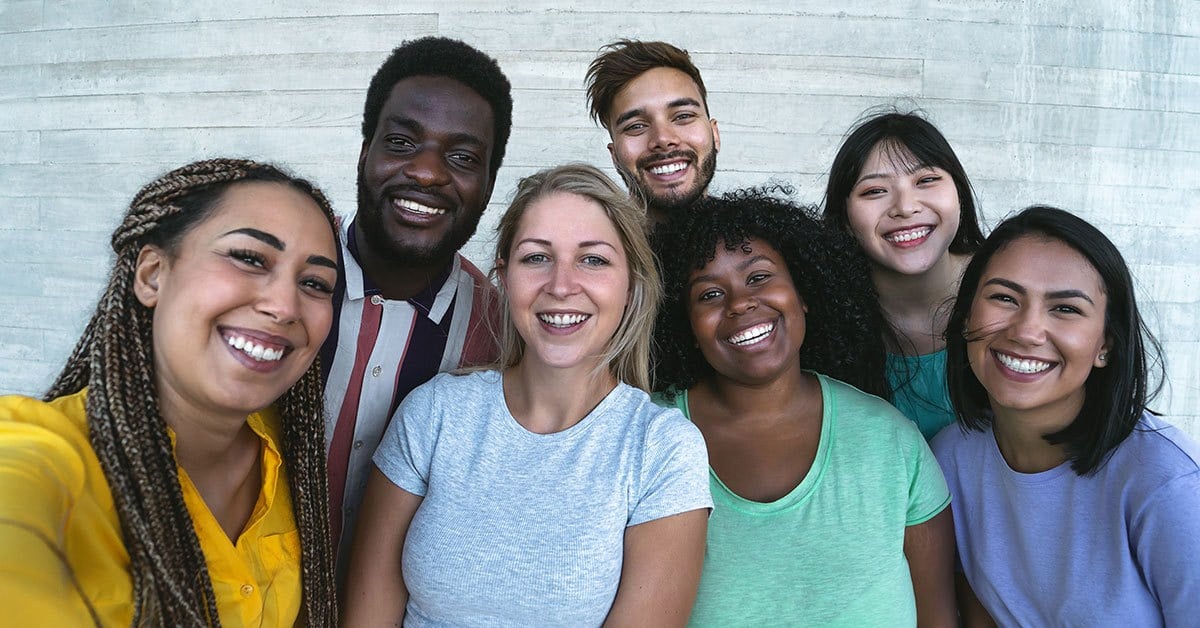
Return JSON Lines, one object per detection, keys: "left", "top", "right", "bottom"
{"left": 0, "top": 158, "right": 339, "bottom": 626}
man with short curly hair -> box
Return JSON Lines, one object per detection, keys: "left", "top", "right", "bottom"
{"left": 586, "top": 40, "right": 720, "bottom": 229}
{"left": 321, "top": 37, "right": 512, "bottom": 571}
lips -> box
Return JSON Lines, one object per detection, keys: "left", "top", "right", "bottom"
{"left": 393, "top": 197, "right": 445, "bottom": 216}
{"left": 993, "top": 350, "right": 1055, "bottom": 375}
{"left": 639, "top": 150, "right": 696, "bottom": 180}
{"left": 220, "top": 327, "right": 292, "bottom": 364}
{"left": 884, "top": 225, "right": 933, "bottom": 245}
{"left": 726, "top": 321, "right": 775, "bottom": 347}
{"left": 537, "top": 312, "right": 590, "bottom": 328}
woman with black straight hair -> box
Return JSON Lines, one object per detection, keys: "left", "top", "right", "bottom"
{"left": 932, "top": 205, "right": 1199, "bottom": 626}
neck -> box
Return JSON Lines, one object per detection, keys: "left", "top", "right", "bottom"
{"left": 159, "top": 398, "right": 256, "bottom": 475}
{"left": 990, "top": 398, "right": 1082, "bottom": 473}
{"left": 352, "top": 220, "right": 453, "bottom": 301}
{"left": 502, "top": 359, "right": 618, "bottom": 434}
{"left": 872, "top": 253, "right": 968, "bottom": 354}
{"left": 696, "top": 362, "right": 818, "bottom": 426}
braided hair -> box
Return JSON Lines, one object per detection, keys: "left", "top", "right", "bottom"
{"left": 652, "top": 187, "right": 891, "bottom": 399}
{"left": 46, "top": 158, "right": 337, "bottom": 627}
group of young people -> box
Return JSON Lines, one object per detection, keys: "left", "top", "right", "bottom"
{"left": 1, "top": 34, "right": 1196, "bottom": 628}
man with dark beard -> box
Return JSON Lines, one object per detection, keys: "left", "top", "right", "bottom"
{"left": 320, "top": 37, "right": 512, "bottom": 573}
{"left": 586, "top": 40, "right": 720, "bottom": 230}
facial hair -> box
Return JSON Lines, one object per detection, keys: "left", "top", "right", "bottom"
{"left": 354, "top": 167, "right": 483, "bottom": 268}
{"left": 620, "top": 146, "right": 718, "bottom": 220}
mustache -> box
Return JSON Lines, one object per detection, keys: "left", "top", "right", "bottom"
{"left": 379, "top": 183, "right": 455, "bottom": 211}
{"left": 636, "top": 150, "right": 696, "bottom": 170}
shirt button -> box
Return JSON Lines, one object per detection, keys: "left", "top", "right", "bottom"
{"left": 371, "top": 365, "right": 382, "bottom": 377}
{"left": 240, "top": 584, "right": 254, "bottom": 596}
{"left": 353, "top": 440, "right": 364, "bottom": 450}
{"left": 370, "top": 294, "right": 384, "bottom": 306}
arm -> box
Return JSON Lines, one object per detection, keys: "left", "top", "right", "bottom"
{"left": 903, "top": 507, "right": 957, "bottom": 628}
{"left": 340, "top": 467, "right": 424, "bottom": 627}
{"left": 955, "top": 572, "right": 997, "bottom": 627}
{"left": 603, "top": 508, "right": 708, "bottom": 628}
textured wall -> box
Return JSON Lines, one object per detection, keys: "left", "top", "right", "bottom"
{"left": 1, "top": 1, "right": 1196, "bottom": 436}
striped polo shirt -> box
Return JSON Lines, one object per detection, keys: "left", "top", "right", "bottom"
{"left": 320, "top": 219, "right": 499, "bottom": 566}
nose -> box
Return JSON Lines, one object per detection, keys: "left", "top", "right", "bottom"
{"left": 648, "top": 121, "right": 681, "bottom": 152}
{"left": 725, "top": 289, "right": 757, "bottom": 318}
{"left": 888, "top": 185, "right": 921, "bottom": 219}
{"left": 1007, "top": 306, "right": 1047, "bottom": 346}
{"left": 546, "top": 262, "right": 580, "bottom": 298}
{"left": 258, "top": 276, "right": 302, "bottom": 325}
{"left": 401, "top": 147, "right": 451, "bottom": 188}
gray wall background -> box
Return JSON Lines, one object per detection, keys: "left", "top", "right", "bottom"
{"left": 2, "top": 1, "right": 1197, "bottom": 437}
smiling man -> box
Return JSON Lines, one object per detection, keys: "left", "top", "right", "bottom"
{"left": 320, "top": 37, "right": 512, "bottom": 572}
{"left": 586, "top": 40, "right": 720, "bottom": 229}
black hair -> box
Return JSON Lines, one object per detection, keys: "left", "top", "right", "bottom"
{"left": 361, "top": 36, "right": 513, "bottom": 177}
{"left": 822, "top": 110, "right": 984, "bottom": 255}
{"left": 945, "top": 205, "right": 1164, "bottom": 475}
{"left": 652, "top": 187, "right": 891, "bottom": 398}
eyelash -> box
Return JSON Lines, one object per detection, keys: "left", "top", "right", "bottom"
{"left": 229, "top": 248, "right": 265, "bottom": 267}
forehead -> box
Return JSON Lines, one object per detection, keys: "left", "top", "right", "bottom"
{"left": 195, "top": 182, "right": 334, "bottom": 249}
{"left": 983, "top": 236, "right": 1105, "bottom": 294}
{"left": 695, "top": 238, "right": 784, "bottom": 274}
{"left": 515, "top": 192, "right": 622, "bottom": 243}
{"left": 861, "top": 139, "right": 932, "bottom": 176}
{"left": 373, "top": 75, "right": 495, "bottom": 145}
{"left": 610, "top": 67, "right": 705, "bottom": 117}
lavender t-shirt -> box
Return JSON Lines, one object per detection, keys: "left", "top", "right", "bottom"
{"left": 932, "top": 412, "right": 1200, "bottom": 626}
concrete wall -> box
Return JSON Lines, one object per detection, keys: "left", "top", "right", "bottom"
{"left": 2, "top": 1, "right": 1197, "bottom": 437}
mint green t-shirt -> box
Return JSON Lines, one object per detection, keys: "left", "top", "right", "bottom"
{"left": 886, "top": 350, "right": 955, "bottom": 441}
{"left": 657, "top": 374, "right": 951, "bottom": 627}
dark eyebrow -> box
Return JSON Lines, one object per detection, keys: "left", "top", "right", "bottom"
{"left": 688, "top": 254, "right": 776, "bottom": 287}
{"left": 613, "top": 107, "right": 646, "bottom": 128}
{"left": 307, "top": 255, "right": 338, "bottom": 270}
{"left": 386, "top": 115, "right": 487, "bottom": 150}
{"left": 668, "top": 97, "right": 703, "bottom": 110}
{"left": 984, "top": 278, "right": 1095, "bottom": 305}
{"left": 223, "top": 228, "right": 283, "bottom": 250}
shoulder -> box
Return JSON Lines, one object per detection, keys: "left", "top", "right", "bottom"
{"left": 1107, "top": 412, "right": 1200, "bottom": 489}
{"left": 0, "top": 391, "right": 94, "bottom": 494}
{"left": 614, "top": 384, "right": 705, "bottom": 450}
{"left": 820, "top": 374, "right": 924, "bottom": 443}
{"left": 456, "top": 254, "right": 498, "bottom": 295}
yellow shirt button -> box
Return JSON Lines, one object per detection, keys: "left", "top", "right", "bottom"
{"left": 241, "top": 584, "right": 254, "bottom": 596}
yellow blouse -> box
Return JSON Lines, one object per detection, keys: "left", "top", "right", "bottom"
{"left": 0, "top": 390, "right": 301, "bottom": 627}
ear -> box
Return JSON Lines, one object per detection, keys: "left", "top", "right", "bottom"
{"left": 133, "top": 245, "right": 167, "bottom": 308}
{"left": 607, "top": 141, "right": 616, "bottom": 164}
{"left": 710, "top": 118, "right": 721, "bottom": 153}
{"left": 1094, "top": 338, "right": 1112, "bottom": 368}
{"left": 357, "top": 139, "right": 370, "bottom": 172}
{"left": 494, "top": 258, "right": 507, "bottom": 288}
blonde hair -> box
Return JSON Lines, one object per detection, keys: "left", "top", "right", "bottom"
{"left": 490, "top": 163, "right": 661, "bottom": 391}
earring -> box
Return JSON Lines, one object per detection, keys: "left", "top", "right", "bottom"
{"left": 1099, "top": 353, "right": 1107, "bottom": 362}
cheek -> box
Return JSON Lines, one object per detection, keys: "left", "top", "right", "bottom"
{"left": 844, "top": 201, "right": 877, "bottom": 241}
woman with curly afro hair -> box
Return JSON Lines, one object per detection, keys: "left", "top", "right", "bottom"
{"left": 652, "top": 188, "right": 955, "bottom": 626}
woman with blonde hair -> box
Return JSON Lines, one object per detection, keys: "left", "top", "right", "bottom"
{"left": 0, "top": 158, "right": 339, "bottom": 626}
{"left": 343, "top": 163, "right": 711, "bottom": 626}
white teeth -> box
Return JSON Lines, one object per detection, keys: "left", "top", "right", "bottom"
{"left": 538, "top": 313, "right": 589, "bottom": 327}
{"left": 396, "top": 198, "right": 446, "bottom": 216}
{"left": 886, "top": 227, "right": 932, "bottom": 243}
{"left": 995, "top": 352, "right": 1053, "bottom": 374}
{"left": 225, "top": 335, "right": 285, "bottom": 362}
{"left": 649, "top": 162, "right": 687, "bottom": 175}
{"left": 728, "top": 322, "right": 775, "bottom": 346}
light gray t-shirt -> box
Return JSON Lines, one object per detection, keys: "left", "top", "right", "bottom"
{"left": 373, "top": 369, "right": 712, "bottom": 627}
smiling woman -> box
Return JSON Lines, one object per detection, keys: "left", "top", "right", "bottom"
{"left": 934, "top": 205, "right": 1200, "bottom": 626}
{"left": 341, "top": 163, "right": 712, "bottom": 627}
{"left": 0, "top": 159, "right": 339, "bottom": 627}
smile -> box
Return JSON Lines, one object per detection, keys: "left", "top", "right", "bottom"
{"left": 225, "top": 333, "right": 286, "bottom": 362}
{"left": 727, "top": 322, "right": 775, "bottom": 346}
{"left": 994, "top": 351, "right": 1054, "bottom": 374}
{"left": 394, "top": 198, "right": 446, "bottom": 216}
{"left": 884, "top": 226, "right": 932, "bottom": 243}
{"left": 649, "top": 162, "right": 688, "bottom": 176}
{"left": 538, "top": 313, "right": 590, "bottom": 328}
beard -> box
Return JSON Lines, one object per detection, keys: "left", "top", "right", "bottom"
{"left": 620, "top": 147, "right": 718, "bottom": 219}
{"left": 355, "top": 169, "right": 483, "bottom": 268}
